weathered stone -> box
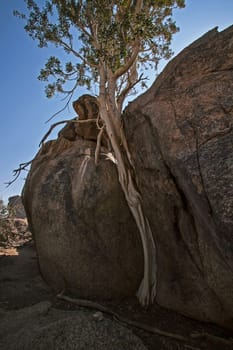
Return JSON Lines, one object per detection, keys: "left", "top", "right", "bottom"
{"left": 23, "top": 136, "right": 143, "bottom": 299}
{"left": 60, "top": 95, "right": 109, "bottom": 148}
{"left": 8, "top": 195, "right": 26, "bottom": 219}
{"left": 72, "top": 94, "right": 102, "bottom": 142}
{"left": 124, "top": 26, "right": 233, "bottom": 328}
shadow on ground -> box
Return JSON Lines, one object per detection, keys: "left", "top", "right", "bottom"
{"left": 0, "top": 242, "right": 232, "bottom": 350}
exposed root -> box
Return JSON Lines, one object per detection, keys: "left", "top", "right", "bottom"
{"left": 96, "top": 98, "right": 158, "bottom": 306}
{"left": 131, "top": 204, "right": 157, "bottom": 305}
{"left": 57, "top": 292, "right": 201, "bottom": 349}
{"left": 95, "top": 126, "right": 105, "bottom": 165}
{"left": 117, "top": 163, "right": 157, "bottom": 305}
{"left": 136, "top": 276, "right": 156, "bottom": 307}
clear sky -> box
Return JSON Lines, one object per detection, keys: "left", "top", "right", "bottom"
{"left": 1, "top": 0, "right": 233, "bottom": 203}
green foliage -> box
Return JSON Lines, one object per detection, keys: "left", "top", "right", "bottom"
{"left": 15, "top": 0, "right": 185, "bottom": 105}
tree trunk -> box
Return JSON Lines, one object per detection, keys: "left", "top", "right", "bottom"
{"left": 98, "top": 94, "right": 157, "bottom": 305}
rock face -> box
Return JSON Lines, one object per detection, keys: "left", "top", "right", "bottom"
{"left": 72, "top": 94, "right": 100, "bottom": 142}
{"left": 124, "top": 26, "right": 233, "bottom": 328}
{"left": 23, "top": 135, "right": 143, "bottom": 299}
{"left": 8, "top": 195, "right": 26, "bottom": 219}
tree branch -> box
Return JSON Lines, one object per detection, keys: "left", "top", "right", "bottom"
{"left": 57, "top": 38, "right": 98, "bottom": 68}
{"left": 133, "top": 0, "right": 143, "bottom": 15}
{"left": 46, "top": 81, "right": 78, "bottom": 123}
{"left": 39, "top": 120, "right": 71, "bottom": 146}
{"left": 5, "top": 160, "right": 33, "bottom": 187}
{"left": 117, "top": 73, "right": 145, "bottom": 111}
{"left": 40, "top": 118, "right": 98, "bottom": 146}
{"left": 113, "top": 41, "right": 140, "bottom": 79}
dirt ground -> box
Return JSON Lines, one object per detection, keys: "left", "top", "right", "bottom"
{"left": 0, "top": 241, "right": 233, "bottom": 350}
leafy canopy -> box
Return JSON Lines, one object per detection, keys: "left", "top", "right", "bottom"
{"left": 15, "top": 0, "right": 185, "bottom": 108}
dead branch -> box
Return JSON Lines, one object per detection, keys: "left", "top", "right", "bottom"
{"left": 74, "top": 118, "right": 97, "bottom": 124}
{"left": 45, "top": 88, "right": 76, "bottom": 123}
{"left": 5, "top": 160, "right": 33, "bottom": 187}
{"left": 39, "top": 118, "right": 98, "bottom": 147}
{"left": 39, "top": 120, "right": 71, "bottom": 147}
{"left": 117, "top": 73, "right": 146, "bottom": 111}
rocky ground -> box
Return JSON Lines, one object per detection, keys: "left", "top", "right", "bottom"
{"left": 0, "top": 217, "right": 31, "bottom": 253}
{"left": 0, "top": 222, "right": 232, "bottom": 350}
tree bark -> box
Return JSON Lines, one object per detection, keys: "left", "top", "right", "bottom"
{"left": 97, "top": 69, "right": 157, "bottom": 304}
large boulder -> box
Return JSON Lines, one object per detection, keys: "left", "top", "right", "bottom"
{"left": 23, "top": 133, "right": 143, "bottom": 299}
{"left": 124, "top": 26, "right": 233, "bottom": 328}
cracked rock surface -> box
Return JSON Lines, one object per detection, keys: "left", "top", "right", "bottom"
{"left": 125, "top": 25, "right": 233, "bottom": 329}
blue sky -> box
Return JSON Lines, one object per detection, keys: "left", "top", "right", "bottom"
{"left": 0, "top": 0, "right": 233, "bottom": 203}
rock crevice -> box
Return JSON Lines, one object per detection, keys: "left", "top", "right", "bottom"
{"left": 124, "top": 25, "right": 233, "bottom": 328}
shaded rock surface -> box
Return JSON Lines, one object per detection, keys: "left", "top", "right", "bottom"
{"left": 0, "top": 244, "right": 232, "bottom": 350}
{"left": 23, "top": 136, "right": 143, "bottom": 299}
{"left": 0, "top": 244, "right": 51, "bottom": 307}
{"left": 124, "top": 26, "right": 233, "bottom": 328}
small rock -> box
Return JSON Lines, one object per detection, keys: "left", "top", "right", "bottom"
{"left": 92, "top": 311, "right": 104, "bottom": 321}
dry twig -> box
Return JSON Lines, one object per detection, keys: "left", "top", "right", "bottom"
{"left": 5, "top": 160, "right": 33, "bottom": 187}
{"left": 39, "top": 119, "right": 71, "bottom": 146}
{"left": 39, "top": 118, "right": 98, "bottom": 146}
